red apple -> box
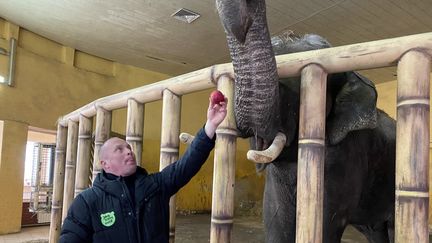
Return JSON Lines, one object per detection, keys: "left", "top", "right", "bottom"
{"left": 210, "top": 90, "right": 225, "bottom": 104}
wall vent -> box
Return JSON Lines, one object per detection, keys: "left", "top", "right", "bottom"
{"left": 171, "top": 8, "right": 200, "bottom": 24}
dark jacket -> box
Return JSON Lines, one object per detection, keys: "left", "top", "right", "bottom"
{"left": 60, "top": 128, "right": 215, "bottom": 243}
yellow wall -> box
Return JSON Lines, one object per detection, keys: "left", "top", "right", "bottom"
{"left": 0, "top": 29, "right": 170, "bottom": 130}
{"left": 376, "top": 81, "right": 397, "bottom": 119}
{"left": 27, "top": 129, "right": 56, "bottom": 143}
{"left": 0, "top": 120, "right": 28, "bottom": 234}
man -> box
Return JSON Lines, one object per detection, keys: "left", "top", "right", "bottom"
{"left": 60, "top": 95, "right": 227, "bottom": 242}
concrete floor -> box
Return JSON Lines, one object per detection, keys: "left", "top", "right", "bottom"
{"left": 0, "top": 213, "right": 372, "bottom": 243}
{"left": 175, "top": 214, "right": 368, "bottom": 243}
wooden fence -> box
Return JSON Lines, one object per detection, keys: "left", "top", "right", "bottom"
{"left": 49, "top": 32, "right": 432, "bottom": 243}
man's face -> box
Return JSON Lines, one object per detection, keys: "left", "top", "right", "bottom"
{"left": 100, "top": 138, "right": 137, "bottom": 177}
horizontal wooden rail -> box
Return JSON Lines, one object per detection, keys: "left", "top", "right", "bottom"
{"left": 57, "top": 64, "right": 234, "bottom": 126}
{"left": 58, "top": 32, "right": 432, "bottom": 126}
{"left": 276, "top": 32, "right": 432, "bottom": 77}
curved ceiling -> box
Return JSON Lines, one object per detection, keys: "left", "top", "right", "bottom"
{"left": 0, "top": 0, "right": 431, "bottom": 81}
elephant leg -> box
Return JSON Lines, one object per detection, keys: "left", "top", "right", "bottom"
{"left": 387, "top": 215, "right": 394, "bottom": 243}
{"left": 322, "top": 209, "right": 348, "bottom": 243}
{"left": 352, "top": 223, "right": 392, "bottom": 243}
{"left": 263, "top": 162, "right": 297, "bottom": 243}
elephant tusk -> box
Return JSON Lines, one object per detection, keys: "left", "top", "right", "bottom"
{"left": 246, "top": 132, "right": 286, "bottom": 163}
{"left": 179, "top": 133, "right": 195, "bottom": 144}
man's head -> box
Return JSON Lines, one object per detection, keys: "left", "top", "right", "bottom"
{"left": 99, "top": 137, "right": 137, "bottom": 177}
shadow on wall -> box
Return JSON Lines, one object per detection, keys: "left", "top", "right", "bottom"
{"left": 234, "top": 175, "right": 264, "bottom": 216}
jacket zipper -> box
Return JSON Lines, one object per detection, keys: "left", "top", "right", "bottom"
{"left": 136, "top": 207, "right": 141, "bottom": 243}
{"left": 120, "top": 181, "right": 139, "bottom": 243}
{"left": 139, "top": 192, "right": 158, "bottom": 242}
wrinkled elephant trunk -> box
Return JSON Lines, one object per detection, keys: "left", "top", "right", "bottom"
{"left": 216, "top": 0, "right": 281, "bottom": 143}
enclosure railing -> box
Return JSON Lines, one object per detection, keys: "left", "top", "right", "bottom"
{"left": 49, "top": 32, "right": 432, "bottom": 243}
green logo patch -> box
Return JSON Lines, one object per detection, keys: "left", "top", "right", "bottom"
{"left": 100, "top": 211, "right": 116, "bottom": 227}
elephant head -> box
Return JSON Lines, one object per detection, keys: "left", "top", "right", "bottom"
{"left": 216, "top": 0, "right": 378, "bottom": 164}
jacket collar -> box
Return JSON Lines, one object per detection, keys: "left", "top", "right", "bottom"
{"left": 93, "top": 166, "right": 158, "bottom": 204}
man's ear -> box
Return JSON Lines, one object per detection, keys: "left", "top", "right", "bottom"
{"left": 100, "top": 160, "right": 108, "bottom": 170}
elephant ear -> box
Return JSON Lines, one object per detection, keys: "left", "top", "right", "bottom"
{"left": 327, "top": 71, "right": 378, "bottom": 145}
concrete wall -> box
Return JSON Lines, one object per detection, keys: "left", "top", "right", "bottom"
{"left": 0, "top": 27, "right": 170, "bottom": 131}
{"left": 0, "top": 120, "right": 28, "bottom": 234}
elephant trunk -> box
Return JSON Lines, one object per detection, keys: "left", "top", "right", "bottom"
{"left": 216, "top": 0, "right": 280, "bottom": 143}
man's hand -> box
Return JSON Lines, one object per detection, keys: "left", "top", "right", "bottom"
{"left": 204, "top": 91, "right": 228, "bottom": 139}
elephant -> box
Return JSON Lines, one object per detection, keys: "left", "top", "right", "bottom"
{"left": 215, "top": 0, "right": 396, "bottom": 242}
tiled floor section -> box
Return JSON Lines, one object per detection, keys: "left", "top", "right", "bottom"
{"left": 0, "top": 225, "right": 48, "bottom": 243}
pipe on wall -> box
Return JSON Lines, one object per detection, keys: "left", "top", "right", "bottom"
{"left": 0, "top": 37, "right": 17, "bottom": 86}
{"left": 7, "top": 38, "right": 17, "bottom": 86}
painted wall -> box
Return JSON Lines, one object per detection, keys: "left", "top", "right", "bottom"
{"left": 27, "top": 129, "right": 56, "bottom": 143}
{"left": 0, "top": 30, "right": 170, "bottom": 130}
{"left": 0, "top": 120, "right": 28, "bottom": 234}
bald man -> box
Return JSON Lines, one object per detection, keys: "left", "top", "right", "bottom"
{"left": 60, "top": 96, "right": 227, "bottom": 243}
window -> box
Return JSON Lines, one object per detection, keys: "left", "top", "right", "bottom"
{"left": 22, "top": 129, "right": 56, "bottom": 225}
{"left": 23, "top": 142, "right": 56, "bottom": 212}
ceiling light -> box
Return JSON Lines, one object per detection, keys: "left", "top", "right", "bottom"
{"left": 171, "top": 8, "right": 200, "bottom": 24}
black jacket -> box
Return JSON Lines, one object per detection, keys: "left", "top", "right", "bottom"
{"left": 60, "top": 128, "right": 215, "bottom": 243}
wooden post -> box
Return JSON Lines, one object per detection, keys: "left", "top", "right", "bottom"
{"left": 74, "top": 115, "right": 93, "bottom": 196}
{"left": 430, "top": 145, "right": 432, "bottom": 231}
{"left": 92, "top": 108, "right": 112, "bottom": 181}
{"left": 126, "top": 99, "right": 144, "bottom": 165}
{"left": 395, "top": 50, "right": 431, "bottom": 243}
{"left": 48, "top": 125, "right": 67, "bottom": 243}
{"left": 296, "top": 64, "right": 327, "bottom": 243}
{"left": 32, "top": 144, "right": 43, "bottom": 211}
{"left": 160, "top": 89, "right": 181, "bottom": 243}
{"left": 210, "top": 76, "right": 237, "bottom": 243}
{"left": 61, "top": 120, "right": 79, "bottom": 221}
